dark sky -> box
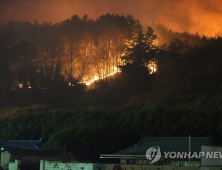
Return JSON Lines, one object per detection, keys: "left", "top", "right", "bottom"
{"left": 0, "top": 0, "right": 222, "bottom": 36}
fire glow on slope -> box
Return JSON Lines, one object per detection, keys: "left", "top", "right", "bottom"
{"left": 79, "top": 62, "right": 157, "bottom": 86}
{"left": 79, "top": 66, "right": 120, "bottom": 86}
{"left": 16, "top": 63, "right": 157, "bottom": 88}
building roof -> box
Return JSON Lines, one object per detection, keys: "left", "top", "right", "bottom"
{"left": 3, "top": 147, "right": 60, "bottom": 157}
{"left": 118, "top": 137, "right": 210, "bottom": 155}
{"left": 1, "top": 140, "right": 62, "bottom": 159}
{"left": 2, "top": 140, "right": 43, "bottom": 149}
{"left": 100, "top": 136, "right": 212, "bottom": 159}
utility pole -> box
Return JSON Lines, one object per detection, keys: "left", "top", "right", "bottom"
{"left": 189, "top": 135, "right": 191, "bottom": 166}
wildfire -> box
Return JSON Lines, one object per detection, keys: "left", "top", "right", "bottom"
{"left": 79, "top": 66, "right": 120, "bottom": 86}
{"left": 79, "top": 62, "right": 157, "bottom": 86}
{"left": 16, "top": 64, "right": 157, "bottom": 89}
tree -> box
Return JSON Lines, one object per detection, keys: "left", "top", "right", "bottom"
{"left": 0, "top": 30, "right": 18, "bottom": 105}
{"left": 118, "top": 27, "right": 158, "bottom": 92}
{"left": 168, "top": 38, "right": 191, "bottom": 54}
{"left": 12, "top": 39, "right": 38, "bottom": 89}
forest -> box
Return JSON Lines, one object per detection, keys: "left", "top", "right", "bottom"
{"left": 0, "top": 14, "right": 222, "bottom": 161}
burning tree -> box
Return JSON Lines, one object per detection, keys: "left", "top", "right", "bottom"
{"left": 118, "top": 27, "right": 158, "bottom": 92}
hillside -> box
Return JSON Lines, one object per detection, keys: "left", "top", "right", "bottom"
{"left": 0, "top": 14, "right": 222, "bottom": 161}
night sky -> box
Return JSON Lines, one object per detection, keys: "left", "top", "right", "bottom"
{"left": 0, "top": 0, "right": 222, "bottom": 36}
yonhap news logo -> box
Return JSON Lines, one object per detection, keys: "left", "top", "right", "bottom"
{"left": 146, "top": 146, "right": 222, "bottom": 164}
{"left": 146, "top": 146, "right": 161, "bottom": 164}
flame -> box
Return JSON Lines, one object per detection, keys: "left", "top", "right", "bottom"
{"left": 18, "top": 83, "right": 32, "bottom": 89}
{"left": 148, "top": 61, "right": 157, "bottom": 74}
{"left": 68, "top": 82, "right": 74, "bottom": 86}
{"left": 79, "top": 62, "right": 157, "bottom": 86}
{"left": 17, "top": 64, "right": 156, "bottom": 89}
{"left": 19, "top": 83, "right": 23, "bottom": 88}
{"left": 79, "top": 66, "right": 120, "bottom": 86}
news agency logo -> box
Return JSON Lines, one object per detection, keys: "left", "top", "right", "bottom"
{"left": 146, "top": 146, "right": 161, "bottom": 164}
{"left": 146, "top": 146, "right": 222, "bottom": 164}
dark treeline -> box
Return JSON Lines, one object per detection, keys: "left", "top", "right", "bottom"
{"left": 0, "top": 14, "right": 222, "bottom": 161}
{"left": 0, "top": 103, "right": 221, "bottom": 161}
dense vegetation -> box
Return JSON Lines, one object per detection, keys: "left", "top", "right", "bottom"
{"left": 0, "top": 14, "right": 222, "bottom": 161}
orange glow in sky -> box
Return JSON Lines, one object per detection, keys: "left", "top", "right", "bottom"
{"left": 0, "top": 0, "right": 222, "bottom": 36}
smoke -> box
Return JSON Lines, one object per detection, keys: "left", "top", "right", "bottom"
{"left": 0, "top": 0, "right": 222, "bottom": 36}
